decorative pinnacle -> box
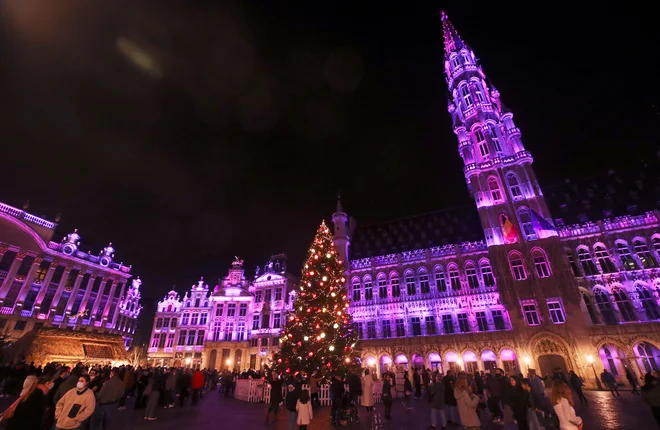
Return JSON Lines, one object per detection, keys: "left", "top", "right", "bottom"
{"left": 336, "top": 194, "right": 344, "bottom": 214}
{"left": 440, "top": 11, "right": 467, "bottom": 56}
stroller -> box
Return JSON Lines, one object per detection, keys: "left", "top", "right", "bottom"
{"left": 338, "top": 392, "right": 360, "bottom": 425}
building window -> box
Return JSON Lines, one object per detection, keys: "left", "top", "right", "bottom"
{"left": 457, "top": 313, "right": 470, "bottom": 333}
{"left": 151, "top": 333, "right": 160, "bottom": 348}
{"left": 594, "top": 290, "right": 618, "bottom": 325}
{"left": 492, "top": 310, "right": 506, "bottom": 330}
{"left": 547, "top": 301, "right": 566, "bottom": 324}
{"left": 582, "top": 293, "right": 599, "bottom": 324}
{"left": 391, "top": 277, "right": 401, "bottom": 297}
{"left": 593, "top": 245, "right": 616, "bottom": 273}
{"left": 488, "top": 177, "right": 503, "bottom": 204}
{"left": 634, "top": 240, "right": 658, "bottom": 268}
{"left": 378, "top": 277, "right": 387, "bottom": 298}
{"left": 187, "top": 330, "right": 196, "bottom": 345}
{"left": 158, "top": 334, "right": 167, "bottom": 348}
{"left": 460, "top": 85, "right": 473, "bottom": 107}
{"left": 216, "top": 305, "right": 223, "bottom": 317}
{"left": 425, "top": 316, "right": 436, "bottom": 335}
{"left": 410, "top": 317, "right": 422, "bottom": 336}
{"left": 465, "top": 264, "right": 479, "bottom": 289}
{"left": 509, "top": 253, "right": 527, "bottom": 280}
{"left": 616, "top": 242, "right": 638, "bottom": 271}
{"left": 475, "top": 128, "right": 488, "bottom": 157}
{"left": 518, "top": 207, "right": 536, "bottom": 240}
{"left": 264, "top": 289, "right": 272, "bottom": 302}
{"left": 442, "top": 315, "right": 454, "bottom": 334}
{"left": 166, "top": 333, "right": 175, "bottom": 348}
{"left": 364, "top": 281, "right": 373, "bottom": 300}
{"left": 178, "top": 330, "right": 186, "bottom": 345}
{"left": 224, "top": 323, "right": 233, "bottom": 341}
{"left": 653, "top": 237, "right": 660, "bottom": 253}
{"left": 239, "top": 303, "right": 247, "bottom": 317}
{"left": 405, "top": 275, "right": 416, "bottom": 296}
{"left": 476, "top": 311, "right": 488, "bottom": 331}
{"left": 448, "top": 266, "right": 461, "bottom": 290}
{"left": 35, "top": 265, "right": 47, "bottom": 282}
{"left": 382, "top": 320, "right": 391, "bottom": 338}
{"left": 613, "top": 288, "right": 636, "bottom": 322}
{"left": 419, "top": 274, "right": 430, "bottom": 294}
{"left": 493, "top": 137, "right": 502, "bottom": 153}
{"left": 200, "top": 313, "right": 207, "bottom": 325}
{"left": 163, "top": 317, "right": 170, "bottom": 328}
{"left": 196, "top": 330, "right": 205, "bottom": 345}
{"left": 366, "top": 321, "right": 376, "bottom": 339}
{"left": 532, "top": 249, "right": 551, "bottom": 278}
{"left": 602, "top": 347, "right": 618, "bottom": 375}
{"left": 578, "top": 248, "right": 598, "bottom": 275}
{"left": 435, "top": 269, "right": 447, "bottom": 292}
{"left": 213, "top": 321, "right": 222, "bottom": 341}
{"left": 522, "top": 303, "right": 541, "bottom": 326}
{"left": 252, "top": 315, "right": 259, "bottom": 330}
{"left": 480, "top": 261, "right": 495, "bottom": 286}
{"left": 227, "top": 304, "right": 236, "bottom": 317}
{"left": 182, "top": 313, "right": 189, "bottom": 325}
{"left": 566, "top": 251, "right": 581, "bottom": 276}
{"left": 395, "top": 319, "right": 405, "bottom": 337}
{"left": 255, "top": 291, "right": 262, "bottom": 302}
{"left": 355, "top": 323, "right": 363, "bottom": 340}
{"left": 637, "top": 287, "right": 660, "bottom": 320}
{"left": 475, "top": 86, "right": 485, "bottom": 103}
{"left": 261, "top": 337, "right": 269, "bottom": 347}
{"left": 507, "top": 174, "right": 522, "bottom": 199}
{"left": 156, "top": 318, "right": 163, "bottom": 329}
{"left": 191, "top": 313, "right": 199, "bottom": 325}
{"left": 637, "top": 343, "right": 659, "bottom": 373}
{"left": 273, "top": 313, "right": 281, "bottom": 329}
{"left": 250, "top": 338, "right": 258, "bottom": 347}
{"left": 237, "top": 322, "right": 245, "bottom": 341}
{"left": 275, "top": 288, "right": 282, "bottom": 301}
{"left": 352, "top": 280, "right": 361, "bottom": 302}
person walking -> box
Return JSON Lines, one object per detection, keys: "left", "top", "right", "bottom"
{"left": 568, "top": 370, "right": 588, "bottom": 406}
{"left": 600, "top": 369, "right": 620, "bottom": 396}
{"left": 552, "top": 381, "right": 583, "bottom": 430}
{"left": 285, "top": 375, "right": 301, "bottom": 430}
{"left": 626, "top": 368, "right": 640, "bottom": 395}
{"left": 381, "top": 374, "right": 393, "bottom": 420}
{"left": 361, "top": 369, "right": 374, "bottom": 412}
{"left": 428, "top": 373, "right": 446, "bottom": 430}
{"left": 265, "top": 371, "right": 283, "bottom": 424}
{"left": 296, "top": 390, "right": 313, "bottom": 430}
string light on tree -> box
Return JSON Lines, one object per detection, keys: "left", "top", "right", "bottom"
{"left": 272, "top": 221, "right": 360, "bottom": 374}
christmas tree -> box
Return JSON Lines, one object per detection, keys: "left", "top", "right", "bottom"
{"left": 273, "top": 221, "right": 360, "bottom": 375}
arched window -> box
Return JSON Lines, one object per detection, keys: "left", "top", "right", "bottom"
{"left": 594, "top": 289, "right": 618, "bottom": 325}
{"left": 351, "top": 279, "right": 361, "bottom": 302}
{"left": 637, "top": 286, "right": 660, "bottom": 320}
{"left": 612, "top": 288, "right": 636, "bottom": 322}
{"left": 480, "top": 260, "right": 495, "bottom": 287}
{"left": 566, "top": 250, "right": 581, "bottom": 276}
{"left": 507, "top": 174, "right": 522, "bottom": 200}
{"left": 390, "top": 273, "right": 401, "bottom": 297}
{"left": 448, "top": 264, "right": 461, "bottom": 290}
{"left": 593, "top": 245, "right": 616, "bottom": 273}
{"left": 616, "top": 242, "right": 638, "bottom": 271}
{"left": 434, "top": 266, "right": 447, "bottom": 292}
{"left": 377, "top": 274, "right": 388, "bottom": 299}
{"left": 474, "top": 128, "right": 489, "bottom": 157}
{"left": 488, "top": 177, "right": 503, "bottom": 204}
{"left": 460, "top": 84, "right": 473, "bottom": 108}
{"left": 509, "top": 252, "right": 527, "bottom": 281}
{"left": 363, "top": 276, "right": 373, "bottom": 301}
{"left": 465, "top": 262, "right": 479, "bottom": 289}
{"left": 405, "top": 272, "right": 416, "bottom": 296}
{"left": 531, "top": 249, "right": 551, "bottom": 278}
{"left": 634, "top": 239, "right": 658, "bottom": 268}
{"left": 577, "top": 248, "right": 598, "bottom": 276}
{"left": 653, "top": 236, "right": 660, "bottom": 253}
{"left": 602, "top": 347, "right": 619, "bottom": 375}
{"left": 517, "top": 207, "right": 536, "bottom": 240}
{"left": 167, "top": 305, "right": 173, "bottom": 312}
{"left": 450, "top": 55, "right": 459, "bottom": 69}
{"left": 418, "top": 269, "right": 430, "bottom": 294}
{"left": 582, "top": 292, "right": 599, "bottom": 324}
{"left": 637, "top": 343, "right": 659, "bottom": 373}
{"left": 474, "top": 82, "right": 486, "bottom": 103}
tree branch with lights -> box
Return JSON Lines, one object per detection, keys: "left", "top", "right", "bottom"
{"left": 272, "top": 221, "right": 360, "bottom": 375}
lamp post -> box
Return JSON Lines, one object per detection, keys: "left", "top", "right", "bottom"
{"left": 586, "top": 354, "right": 603, "bottom": 390}
{"left": 523, "top": 356, "right": 531, "bottom": 372}
{"left": 226, "top": 359, "right": 232, "bottom": 370}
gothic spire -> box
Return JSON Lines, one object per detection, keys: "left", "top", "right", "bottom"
{"left": 440, "top": 11, "right": 468, "bottom": 56}
{"left": 335, "top": 194, "right": 344, "bottom": 214}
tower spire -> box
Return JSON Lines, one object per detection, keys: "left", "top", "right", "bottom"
{"left": 440, "top": 11, "right": 467, "bottom": 56}
{"left": 336, "top": 194, "right": 344, "bottom": 214}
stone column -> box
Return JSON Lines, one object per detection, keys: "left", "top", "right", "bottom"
{"left": 48, "top": 266, "right": 73, "bottom": 317}
{"left": 76, "top": 274, "right": 98, "bottom": 321}
{"left": 0, "top": 251, "right": 27, "bottom": 303}
{"left": 89, "top": 277, "right": 108, "bottom": 322}
{"left": 15, "top": 257, "right": 44, "bottom": 308}
{"left": 111, "top": 281, "right": 127, "bottom": 328}
{"left": 33, "top": 262, "right": 60, "bottom": 311}
{"left": 101, "top": 280, "right": 119, "bottom": 323}
{"left": 61, "top": 271, "right": 87, "bottom": 327}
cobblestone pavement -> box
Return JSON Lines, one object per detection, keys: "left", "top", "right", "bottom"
{"left": 2, "top": 389, "right": 657, "bottom": 429}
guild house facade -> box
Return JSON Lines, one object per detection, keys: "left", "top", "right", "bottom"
{"left": 0, "top": 200, "right": 142, "bottom": 363}
{"left": 148, "top": 255, "right": 298, "bottom": 370}
{"left": 335, "top": 13, "right": 660, "bottom": 388}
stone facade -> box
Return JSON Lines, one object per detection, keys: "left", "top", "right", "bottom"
{"left": 0, "top": 201, "right": 141, "bottom": 348}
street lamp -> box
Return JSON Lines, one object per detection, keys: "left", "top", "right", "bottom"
{"left": 226, "top": 359, "right": 232, "bottom": 370}
{"left": 586, "top": 354, "right": 603, "bottom": 390}
{"left": 523, "top": 356, "right": 531, "bottom": 370}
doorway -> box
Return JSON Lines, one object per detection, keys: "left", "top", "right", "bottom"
{"left": 538, "top": 354, "right": 567, "bottom": 378}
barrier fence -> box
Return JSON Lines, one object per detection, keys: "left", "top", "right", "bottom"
{"left": 235, "top": 379, "right": 385, "bottom": 405}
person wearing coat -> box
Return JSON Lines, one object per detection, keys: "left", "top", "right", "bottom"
{"left": 455, "top": 376, "right": 480, "bottom": 430}
{"left": 360, "top": 369, "right": 375, "bottom": 412}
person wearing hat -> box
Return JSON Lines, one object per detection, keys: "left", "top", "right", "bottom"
{"left": 54, "top": 374, "right": 95, "bottom": 430}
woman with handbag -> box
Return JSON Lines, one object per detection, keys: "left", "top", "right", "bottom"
{"left": 552, "top": 381, "right": 583, "bottom": 430}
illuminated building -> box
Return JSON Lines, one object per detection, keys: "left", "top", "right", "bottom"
{"left": 0, "top": 200, "right": 141, "bottom": 360}
{"left": 338, "top": 12, "right": 660, "bottom": 387}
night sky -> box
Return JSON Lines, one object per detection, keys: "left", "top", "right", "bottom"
{"left": 0, "top": 1, "right": 656, "bottom": 338}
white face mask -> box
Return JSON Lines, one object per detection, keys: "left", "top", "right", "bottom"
{"left": 76, "top": 382, "right": 85, "bottom": 390}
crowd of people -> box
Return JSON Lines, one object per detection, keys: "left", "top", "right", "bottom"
{"left": 0, "top": 359, "right": 659, "bottom": 429}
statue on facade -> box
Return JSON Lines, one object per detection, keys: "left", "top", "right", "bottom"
{"left": 132, "top": 276, "right": 142, "bottom": 290}
{"left": 255, "top": 266, "right": 260, "bottom": 276}
{"left": 232, "top": 256, "right": 244, "bottom": 268}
